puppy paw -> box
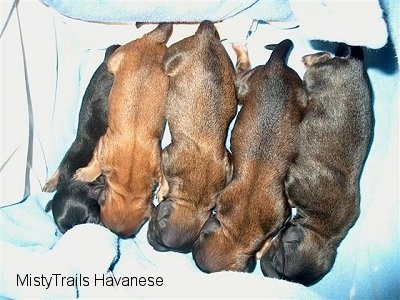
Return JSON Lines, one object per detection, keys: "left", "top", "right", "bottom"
{"left": 73, "top": 167, "right": 100, "bottom": 182}
{"left": 302, "top": 52, "right": 332, "bottom": 68}
{"left": 42, "top": 179, "right": 57, "bottom": 192}
{"left": 42, "top": 169, "right": 60, "bottom": 192}
{"left": 156, "top": 174, "right": 169, "bottom": 203}
{"left": 232, "top": 42, "right": 251, "bottom": 75}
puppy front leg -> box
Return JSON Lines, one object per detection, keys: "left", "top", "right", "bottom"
{"left": 256, "top": 238, "right": 273, "bottom": 260}
{"left": 156, "top": 171, "right": 169, "bottom": 203}
{"left": 73, "top": 156, "right": 102, "bottom": 182}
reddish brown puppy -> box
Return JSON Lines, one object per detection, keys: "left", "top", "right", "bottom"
{"left": 147, "top": 21, "right": 237, "bottom": 253}
{"left": 192, "top": 39, "right": 307, "bottom": 272}
{"left": 260, "top": 45, "right": 373, "bottom": 286}
{"left": 74, "top": 24, "right": 173, "bottom": 237}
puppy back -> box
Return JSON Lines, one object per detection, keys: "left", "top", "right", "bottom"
{"left": 145, "top": 23, "right": 173, "bottom": 44}
{"left": 195, "top": 20, "right": 220, "bottom": 40}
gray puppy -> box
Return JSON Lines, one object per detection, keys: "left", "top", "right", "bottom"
{"left": 260, "top": 44, "right": 374, "bottom": 286}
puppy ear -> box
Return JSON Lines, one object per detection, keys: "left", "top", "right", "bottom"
{"left": 107, "top": 49, "right": 124, "bottom": 74}
{"left": 281, "top": 225, "right": 303, "bottom": 243}
{"left": 146, "top": 23, "right": 173, "bottom": 44}
{"left": 200, "top": 217, "right": 221, "bottom": 237}
{"left": 163, "top": 49, "right": 182, "bottom": 77}
{"left": 155, "top": 200, "right": 172, "bottom": 224}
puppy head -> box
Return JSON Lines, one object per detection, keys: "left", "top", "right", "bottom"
{"left": 147, "top": 199, "right": 211, "bottom": 253}
{"left": 260, "top": 224, "right": 337, "bottom": 286}
{"left": 50, "top": 179, "right": 102, "bottom": 233}
{"left": 100, "top": 192, "right": 153, "bottom": 238}
{"left": 192, "top": 217, "right": 256, "bottom": 273}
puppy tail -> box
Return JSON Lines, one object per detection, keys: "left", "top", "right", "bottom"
{"left": 264, "top": 39, "right": 293, "bottom": 65}
{"left": 146, "top": 23, "right": 173, "bottom": 44}
{"left": 195, "top": 20, "right": 220, "bottom": 40}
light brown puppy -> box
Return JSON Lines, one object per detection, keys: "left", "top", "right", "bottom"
{"left": 192, "top": 39, "right": 307, "bottom": 273}
{"left": 146, "top": 21, "right": 237, "bottom": 253}
{"left": 74, "top": 24, "right": 173, "bottom": 237}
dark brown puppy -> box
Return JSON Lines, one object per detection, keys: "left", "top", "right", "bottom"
{"left": 147, "top": 21, "right": 237, "bottom": 253}
{"left": 192, "top": 39, "right": 307, "bottom": 273}
{"left": 43, "top": 45, "right": 119, "bottom": 233}
{"left": 73, "top": 24, "right": 173, "bottom": 237}
{"left": 260, "top": 44, "right": 373, "bottom": 286}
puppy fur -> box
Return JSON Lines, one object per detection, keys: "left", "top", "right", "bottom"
{"left": 192, "top": 39, "right": 307, "bottom": 273}
{"left": 73, "top": 24, "right": 173, "bottom": 237}
{"left": 43, "top": 44, "right": 119, "bottom": 233}
{"left": 260, "top": 44, "right": 374, "bottom": 286}
{"left": 147, "top": 21, "right": 237, "bottom": 253}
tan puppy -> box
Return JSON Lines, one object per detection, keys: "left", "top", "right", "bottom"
{"left": 260, "top": 45, "right": 373, "bottom": 286}
{"left": 146, "top": 21, "right": 237, "bottom": 253}
{"left": 74, "top": 24, "right": 173, "bottom": 237}
{"left": 192, "top": 39, "right": 307, "bottom": 273}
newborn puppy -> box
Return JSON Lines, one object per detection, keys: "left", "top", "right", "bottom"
{"left": 43, "top": 44, "right": 119, "bottom": 233}
{"left": 192, "top": 39, "right": 307, "bottom": 273}
{"left": 74, "top": 24, "right": 173, "bottom": 237}
{"left": 147, "top": 21, "right": 237, "bottom": 253}
{"left": 43, "top": 44, "right": 119, "bottom": 193}
{"left": 260, "top": 44, "right": 373, "bottom": 286}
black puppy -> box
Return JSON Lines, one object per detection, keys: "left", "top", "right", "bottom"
{"left": 43, "top": 44, "right": 120, "bottom": 233}
{"left": 260, "top": 44, "right": 374, "bottom": 286}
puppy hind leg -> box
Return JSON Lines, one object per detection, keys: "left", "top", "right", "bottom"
{"left": 232, "top": 42, "right": 251, "bottom": 75}
{"left": 302, "top": 52, "right": 332, "bottom": 68}
{"left": 73, "top": 157, "right": 102, "bottom": 182}
{"left": 42, "top": 169, "right": 60, "bottom": 192}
